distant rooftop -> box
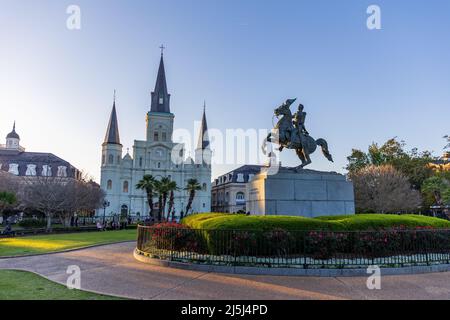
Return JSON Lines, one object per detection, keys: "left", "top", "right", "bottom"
{"left": 213, "top": 165, "right": 265, "bottom": 186}
{"left": 0, "top": 150, "right": 80, "bottom": 178}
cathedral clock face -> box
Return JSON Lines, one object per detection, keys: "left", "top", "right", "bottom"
{"left": 154, "top": 148, "right": 165, "bottom": 159}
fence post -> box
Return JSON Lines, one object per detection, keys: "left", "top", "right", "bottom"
{"left": 233, "top": 230, "right": 237, "bottom": 267}
{"left": 424, "top": 231, "right": 430, "bottom": 266}
{"left": 137, "top": 225, "right": 141, "bottom": 251}
{"left": 170, "top": 228, "right": 174, "bottom": 261}
{"left": 303, "top": 231, "right": 308, "bottom": 269}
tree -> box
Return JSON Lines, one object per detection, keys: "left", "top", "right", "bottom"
{"left": 153, "top": 178, "right": 178, "bottom": 222}
{"left": 444, "top": 135, "right": 450, "bottom": 151}
{"left": 166, "top": 180, "right": 178, "bottom": 221}
{"left": 349, "top": 165, "right": 422, "bottom": 214}
{"left": 153, "top": 178, "right": 171, "bottom": 221}
{"left": 422, "top": 174, "right": 450, "bottom": 206}
{"left": 346, "top": 138, "right": 435, "bottom": 189}
{"left": 346, "top": 149, "right": 370, "bottom": 173}
{"left": 161, "top": 177, "right": 174, "bottom": 220}
{"left": 0, "top": 172, "right": 20, "bottom": 219}
{"left": 152, "top": 180, "right": 163, "bottom": 222}
{"left": 58, "top": 180, "right": 105, "bottom": 227}
{"left": 136, "top": 175, "right": 157, "bottom": 221}
{"left": 184, "top": 179, "right": 202, "bottom": 218}
{"left": 22, "top": 176, "right": 67, "bottom": 230}
{"left": 0, "top": 191, "right": 17, "bottom": 213}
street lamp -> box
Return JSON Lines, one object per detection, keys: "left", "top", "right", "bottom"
{"left": 102, "top": 200, "right": 110, "bottom": 224}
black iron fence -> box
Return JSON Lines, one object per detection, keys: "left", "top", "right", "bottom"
{"left": 136, "top": 225, "right": 450, "bottom": 269}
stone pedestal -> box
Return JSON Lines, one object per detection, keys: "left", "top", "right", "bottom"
{"left": 246, "top": 167, "right": 355, "bottom": 217}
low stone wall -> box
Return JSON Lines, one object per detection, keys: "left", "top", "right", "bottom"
{"left": 134, "top": 248, "right": 450, "bottom": 277}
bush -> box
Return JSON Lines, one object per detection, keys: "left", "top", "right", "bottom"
{"left": 17, "top": 219, "right": 47, "bottom": 229}
{"left": 182, "top": 213, "right": 450, "bottom": 232}
{"left": 179, "top": 213, "right": 450, "bottom": 258}
{"left": 145, "top": 222, "right": 203, "bottom": 253}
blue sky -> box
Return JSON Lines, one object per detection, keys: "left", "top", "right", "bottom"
{"left": 0, "top": 0, "right": 449, "bottom": 181}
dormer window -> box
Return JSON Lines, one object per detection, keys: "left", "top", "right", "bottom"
{"left": 159, "top": 97, "right": 164, "bottom": 105}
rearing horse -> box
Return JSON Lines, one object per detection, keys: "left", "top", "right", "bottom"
{"left": 262, "top": 99, "right": 333, "bottom": 169}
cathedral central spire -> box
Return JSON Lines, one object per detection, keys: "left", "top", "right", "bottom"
{"left": 150, "top": 50, "right": 171, "bottom": 113}
{"left": 103, "top": 91, "right": 121, "bottom": 146}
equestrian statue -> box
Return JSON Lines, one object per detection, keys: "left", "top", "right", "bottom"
{"left": 262, "top": 98, "right": 333, "bottom": 170}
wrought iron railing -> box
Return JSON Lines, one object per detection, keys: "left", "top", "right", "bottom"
{"left": 136, "top": 225, "right": 450, "bottom": 269}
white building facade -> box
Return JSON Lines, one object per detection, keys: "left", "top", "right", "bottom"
{"left": 98, "top": 54, "right": 212, "bottom": 219}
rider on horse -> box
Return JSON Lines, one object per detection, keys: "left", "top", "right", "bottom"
{"left": 263, "top": 98, "right": 333, "bottom": 169}
{"left": 280, "top": 103, "right": 309, "bottom": 151}
{"left": 293, "top": 104, "right": 309, "bottom": 137}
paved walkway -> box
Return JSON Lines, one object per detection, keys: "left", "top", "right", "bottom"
{"left": 1, "top": 242, "right": 450, "bottom": 300}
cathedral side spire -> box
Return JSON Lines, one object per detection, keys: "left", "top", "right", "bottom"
{"left": 150, "top": 49, "right": 171, "bottom": 113}
{"left": 103, "top": 91, "right": 121, "bottom": 146}
{"left": 197, "top": 103, "right": 210, "bottom": 150}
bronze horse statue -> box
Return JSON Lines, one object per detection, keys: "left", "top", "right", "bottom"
{"left": 262, "top": 99, "right": 333, "bottom": 169}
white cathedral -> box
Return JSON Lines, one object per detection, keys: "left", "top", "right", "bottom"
{"left": 98, "top": 53, "right": 212, "bottom": 219}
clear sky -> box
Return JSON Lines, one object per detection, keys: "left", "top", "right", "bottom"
{"left": 1, "top": 0, "right": 449, "bottom": 181}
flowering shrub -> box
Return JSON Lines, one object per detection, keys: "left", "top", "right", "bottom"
{"left": 229, "top": 231, "right": 258, "bottom": 256}
{"left": 304, "top": 231, "right": 351, "bottom": 259}
{"left": 263, "top": 229, "right": 294, "bottom": 256}
{"left": 146, "top": 223, "right": 202, "bottom": 252}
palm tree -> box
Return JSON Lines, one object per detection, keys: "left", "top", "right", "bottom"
{"left": 135, "top": 175, "right": 156, "bottom": 221}
{"left": 184, "top": 178, "right": 202, "bottom": 218}
{"left": 166, "top": 180, "right": 179, "bottom": 221}
{"left": 153, "top": 180, "right": 164, "bottom": 222}
{"left": 158, "top": 177, "right": 173, "bottom": 221}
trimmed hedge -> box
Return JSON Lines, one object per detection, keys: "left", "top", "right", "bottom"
{"left": 182, "top": 213, "right": 450, "bottom": 232}
{"left": 176, "top": 214, "right": 450, "bottom": 257}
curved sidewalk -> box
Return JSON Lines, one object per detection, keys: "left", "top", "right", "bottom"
{"left": 1, "top": 242, "right": 450, "bottom": 300}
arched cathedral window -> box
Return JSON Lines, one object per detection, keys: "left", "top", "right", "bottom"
{"left": 108, "top": 155, "right": 114, "bottom": 164}
{"left": 107, "top": 180, "right": 112, "bottom": 190}
{"left": 123, "top": 181, "right": 129, "bottom": 193}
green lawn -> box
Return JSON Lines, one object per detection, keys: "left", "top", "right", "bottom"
{"left": 0, "top": 270, "right": 123, "bottom": 300}
{"left": 0, "top": 229, "right": 137, "bottom": 257}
